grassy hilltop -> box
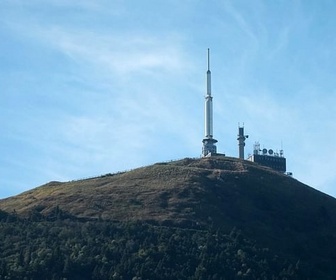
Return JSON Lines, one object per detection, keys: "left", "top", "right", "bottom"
{"left": 0, "top": 156, "right": 336, "bottom": 279}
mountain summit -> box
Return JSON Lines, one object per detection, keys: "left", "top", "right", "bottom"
{"left": 1, "top": 156, "right": 336, "bottom": 279}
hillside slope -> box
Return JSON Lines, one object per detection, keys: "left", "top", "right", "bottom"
{"left": 1, "top": 156, "right": 336, "bottom": 278}
{"left": 1, "top": 157, "right": 335, "bottom": 228}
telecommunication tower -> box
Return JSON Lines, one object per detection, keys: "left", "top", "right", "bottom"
{"left": 237, "top": 125, "right": 248, "bottom": 159}
{"left": 202, "top": 49, "right": 218, "bottom": 157}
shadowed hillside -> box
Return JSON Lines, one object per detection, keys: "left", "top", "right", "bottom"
{"left": 1, "top": 156, "right": 336, "bottom": 279}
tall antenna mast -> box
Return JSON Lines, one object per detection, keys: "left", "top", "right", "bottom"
{"left": 202, "top": 48, "right": 217, "bottom": 157}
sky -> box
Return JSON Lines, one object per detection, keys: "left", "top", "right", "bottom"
{"left": 1, "top": 0, "right": 336, "bottom": 199}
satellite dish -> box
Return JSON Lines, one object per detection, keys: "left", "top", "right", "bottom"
{"left": 268, "top": 149, "right": 273, "bottom": 155}
{"left": 262, "top": 148, "right": 267, "bottom": 154}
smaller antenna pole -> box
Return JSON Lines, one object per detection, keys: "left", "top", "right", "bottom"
{"left": 237, "top": 124, "right": 248, "bottom": 159}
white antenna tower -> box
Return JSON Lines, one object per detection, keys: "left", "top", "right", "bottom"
{"left": 202, "top": 49, "right": 218, "bottom": 157}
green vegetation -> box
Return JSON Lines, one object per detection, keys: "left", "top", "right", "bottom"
{"left": 0, "top": 212, "right": 305, "bottom": 280}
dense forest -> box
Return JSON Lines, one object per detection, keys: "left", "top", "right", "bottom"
{"left": 0, "top": 209, "right": 307, "bottom": 280}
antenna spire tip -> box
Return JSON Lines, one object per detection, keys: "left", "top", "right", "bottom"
{"left": 207, "top": 48, "right": 210, "bottom": 70}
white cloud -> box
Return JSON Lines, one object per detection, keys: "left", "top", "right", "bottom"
{"left": 46, "top": 30, "right": 186, "bottom": 76}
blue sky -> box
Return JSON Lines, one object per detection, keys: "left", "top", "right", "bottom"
{"left": 1, "top": 0, "right": 336, "bottom": 198}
